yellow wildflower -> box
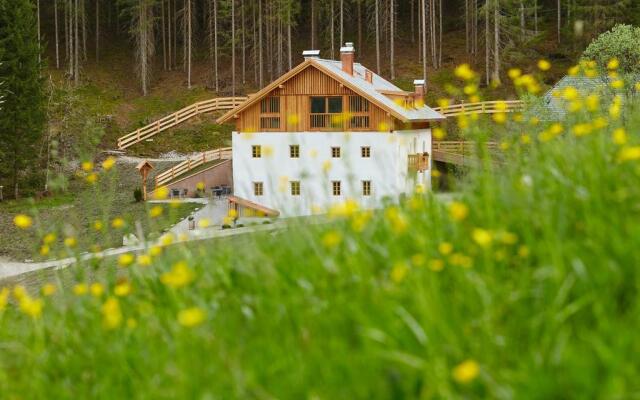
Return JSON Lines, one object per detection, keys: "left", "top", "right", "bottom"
{"left": 432, "top": 127, "right": 446, "bottom": 140}
{"left": 73, "top": 283, "right": 88, "bottom": 296}
{"left": 0, "top": 288, "right": 9, "bottom": 310}
{"left": 114, "top": 281, "right": 132, "bottom": 297}
{"left": 613, "top": 128, "right": 627, "bottom": 145}
{"left": 607, "top": 58, "right": 619, "bottom": 70}
{"left": 118, "top": 253, "right": 135, "bottom": 267}
{"left": 81, "top": 161, "right": 94, "bottom": 172}
{"left": 537, "top": 59, "right": 551, "bottom": 71}
{"left": 102, "top": 297, "right": 122, "bottom": 329}
{"left": 198, "top": 218, "right": 210, "bottom": 228}
{"left": 13, "top": 214, "right": 33, "bottom": 229}
{"left": 93, "top": 220, "right": 104, "bottom": 231}
{"left": 159, "top": 233, "right": 174, "bottom": 246}
{"left": 178, "top": 307, "right": 206, "bottom": 327}
{"left": 196, "top": 181, "right": 205, "bottom": 191}
{"left": 448, "top": 201, "right": 469, "bottom": 222}
{"left": 39, "top": 245, "right": 50, "bottom": 256}
{"left": 438, "top": 242, "right": 453, "bottom": 255}
{"left": 322, "top": 231, "right": 342, "bottom": 248}
{"left": 449, "top": 253, "right": 473, "bottom": 268}
{"left": 102, "top": 157, "right": 116, "bottom": 170}
{"left": 429, "top": 259, "right": 445, "bottom": 272}
{"left": 154, "top": 186, "right": 170, "bottom": 200}
{"left": 390, "top": 262, "right": 409, "bottom": 284}
{"left": 611, "top": 80, "right": 624, "bottom": 89}
{"left": 351, "top": 211, "right": 372, "bottom": 232}
{"left": 453, "top": 359, "right": 480, "bottom": 384}
{"left": 521, "top": 134, "right": 531, "bottom": 144}
{"left": 454, "top": 64, "right": 475, "bottom": 80}
{"left": 41, "top": 283, "right": 56, "bottom": 296}
{"left": 562, "top": 86, "right": 579, "bottom": 101}
{"left": 517, "top": 245, "right": 530, "bottom": 258}
{"left": 492, "top": 113, "right": 507, "bottom": 124}
{"left": 472, "top": 228, "right": 493, "bottom": 247}
{"left": 137, "top": 254, "right": 152, "bottom": 267}
{"left": 160, "top": 261, "right": 195, "bottom": 288}
{"left": 385, "top": 207, "right": 408, "bottom": 233}
{"left": 85, "top": 173, "right": 98, "bottom": 184}
{"left": 43, "top": 232, "right": 56, "bottom": 244}
{"left": 64, "top": 237, "right": 77, "bottom": 248}
{"left": 111, "top": 217, "right": 125, "bottom": 229}
{"left": 572, "top": 123, "right": 592, "bottom": 137}
{"left": 322, "top": 160, "right": 332, "bottom": 172}
{"left": 19, "top": 296, "right": 43, "bottom": 319}
{"left": 585, "top": 94, "right": 600, "bottom": 112}
{"left": 592, "top": 117, "right": 608, "bottom": 130}
{"left": 617, "top": 146, "right": 640, "bottom": 162}
{"left": 13, "top": 285, "right": 27, "bottom": 301}
{"left": 90, "top": 282, "right": 104, "bottom": 297}
{"left": 411, "top": 254, "right": 426, "bottom": 267}
{"left": 498, "top": 231, "right": 518, "bottom": 245}
{"left": 329, "top": 199, "right": 360, "bottom": 218}
{"left": 567, "top": 65, "right": 580, "bottom": 76}
{"left": 149, "top": 205, "right": 163, "bottom": 218}
{"left": 508, "top": 68, "right": 522, "bottom": 80}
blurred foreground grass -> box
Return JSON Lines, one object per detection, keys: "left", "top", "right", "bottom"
{"left": 2, "top": 73, "right": 640, "bottom": 399}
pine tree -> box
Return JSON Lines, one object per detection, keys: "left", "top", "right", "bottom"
{"left": 0, "top": 0, "right": 46, "bottom": 198}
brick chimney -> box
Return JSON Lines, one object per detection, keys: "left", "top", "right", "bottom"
{"left": 413, "top": 79, "right": 426, "bottom": 100}
{"left": 365, "top": 69, "right": 373, "bottom": 84}
{"left": 340, "top": 42, "right": 355, "bottom": 76}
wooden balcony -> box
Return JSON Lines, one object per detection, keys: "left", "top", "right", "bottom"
{"left": 408, "top": 153, "right": 429, "bottom": 172}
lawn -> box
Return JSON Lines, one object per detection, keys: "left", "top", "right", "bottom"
{"left": 1, "top": 72, "right": 639, "bottom": 398}
{"left": 0, "top": 159, "right": 199, "bottom": 261}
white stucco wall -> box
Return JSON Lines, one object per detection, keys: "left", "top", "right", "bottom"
{"left": 232, "top": 129, "right": 431, "bottom": 216}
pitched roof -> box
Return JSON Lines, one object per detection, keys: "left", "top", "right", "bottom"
{"left": 541, "top": 75, "right": 607, "bottom": 117}
{"left": 217, "top": 58, "right": 444, "bottom": 125}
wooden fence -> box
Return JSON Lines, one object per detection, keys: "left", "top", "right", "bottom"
{"left": 433, "top": 100, "right": 524, "bottom": 117}
{"left": 432, "top": 141, "right": 499, "bottom": 166}
{"left": 154, "top": 147, "right": 232, "bottom": 188}
{"left": 117, "top": 97, "right": 247, "bottom": 149}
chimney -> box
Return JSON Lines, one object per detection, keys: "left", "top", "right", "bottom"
{"left": 365, "top": 69, "right": 373, "bottom": 84}
{"left": 340, "top": 42, "right": 355, "bottom": 76}
{"left": 413, "top": 79, "right": 426, "bottom": 100}
{"left": 302, "top": 50, "right": 320, "bottom": 59}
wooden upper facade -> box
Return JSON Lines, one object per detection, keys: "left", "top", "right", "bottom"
{"left": 218, "top": 49, "right": 444, "bottom": 133}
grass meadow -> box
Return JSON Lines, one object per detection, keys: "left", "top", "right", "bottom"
{"left": 2, "top": 65, "right": 640, "bottom": 398}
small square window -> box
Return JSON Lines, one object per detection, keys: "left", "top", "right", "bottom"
{"left": 252, "top": 145, "right": 262, "bottom": 158}
{"left": 290, "top": 145, "right": 300, "bottom": 158}
{"left": 332, "top": 181, "right": 341, "bottom": 196}
{"left": 328, "top": 97, "right": 343, "bottom": 113}
{"left": 361, "top": 146, "right": 371, "bottom": 158}
{"left": 331, "top": 147, "right": 341, "bottom": 158}
{"left": 290, "top": 181, "right": 300, "bottom": 196}
{"left": 253, "top": 182, "right": 264, "bottom": 196}
{"left": 362, "top": 180, "right": 371, "bottom": 196}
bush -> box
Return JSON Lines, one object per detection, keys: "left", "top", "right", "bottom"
{"left": 582, "top": 24, "right": 640, "bottom": 76}
{"left": 133, "top": 188, "right": 143, "bottom": 202}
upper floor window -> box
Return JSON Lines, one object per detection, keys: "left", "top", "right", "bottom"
{"left": 349, "top": 95, "right": 370, "bottom": 129}
{"left": 290, "top": 145, "right": 300, "bottom": 158}
{"left": 331, "top": 146, "right": 341, "bottom": 158}
{"left": 253, "top": 181, "right": 264, "bottom": 196}
{"left": 362, "top": 180, "right": 372, "bottom": 196}
{"left": 252, "top": 145, "right": 262, "bottom": 158}
{"left": 260, "top": 97, "right": 280, "bottom": 130}
{"left": 332, "top": 181, "right": 342, "bottom": 196}
{"left": 361, "top": 146, "right": 371, "bottom": 158}
{"left": 290, "top": 181, "right": 301, "bottom": 196}
{"left": 310, "top": 96, "right": 343, "bottom": 129}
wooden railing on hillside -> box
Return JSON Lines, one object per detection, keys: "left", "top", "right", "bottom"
{"left": 433, "top": 100, "right": 524, "bottom": 117}
{"left": 154, "top": 147, "right": 232, "bottom": 188}
{"left": 117, "top": 97, "right": 247, "bottom": 149}
{"left": 432, "top": 141, "right": 499, "bottom": 166}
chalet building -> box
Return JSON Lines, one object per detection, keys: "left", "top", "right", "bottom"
{"left": 217, "top": 43, "right": 445, "bottom": 217}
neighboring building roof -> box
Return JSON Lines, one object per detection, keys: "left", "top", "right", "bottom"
{"left": 217, "top": 57, "right": 445, "bottom": 125}
{"left": 542, "top": 75, "right": 607, "bottom": 117}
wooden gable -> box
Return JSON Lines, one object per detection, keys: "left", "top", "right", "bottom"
{"left": 234, "top": 65, "right": 393, "bottom": 133}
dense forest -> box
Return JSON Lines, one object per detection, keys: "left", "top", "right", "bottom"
{"left": 36, "top": 0, "right": 639, "bottom": 95}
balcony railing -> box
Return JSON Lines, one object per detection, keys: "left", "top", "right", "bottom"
{"left": 408, "top": 153, "right": 429, "bottom": 172}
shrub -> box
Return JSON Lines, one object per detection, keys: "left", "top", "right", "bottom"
{"left": 582, "top": 24, "right": 640, "bottom": 76}
{"left": 133, "top": 188, "right": 143, "bottom": 202}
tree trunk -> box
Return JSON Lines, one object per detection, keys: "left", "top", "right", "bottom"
{"left": 55, "top": 0, "right": 60, "bottom": 68}
{"left": 375, "top": 0, "right": 380, "bottom": 74}
{"left": 82, "top": 0, "right": 87, "bottom": 61}
{"left": 242, "top": 0, "right": 246, "bottom": 83}
{"left": 339, "top": 0, "right": 343, "bottom": 46}
{"left": 288, "top": 4, "right": 292, "bottom": 70}
{"left": 310, "top": 0, "right": 316, "bottom": 49}
{"left": 231, "top": 0, "right": 235, "bottom": 96}
{"left": 187, "top": 0, "right": 192, "bottom": 88}
{"left": 411, "top": 0, "right": 415, "bottom": 43}
{"left": 493, "top": 0, "right": 500, "bottom": 84}
{"left": 357, "top": 0, "right": 362, "bottom": 52}
{"left": 485, "top": 0, "right": 489, "bottom": 85}
{"left": 37, "top": 0, "right": 41, "bottom": 63}
{"left": 74, "top": 0, "right": 79, "bottom": 85}
{"left": 259, "top": 0, "right": 263, "bottom": 87}
{"left": 421, "top": 0, "right": 427, "bottom": 85}
{"left": 214, "top": 0, "right": 219, "bottom": 91}
{"left": 390, "top": 0, "right": 394, "bottom": 79}
{"left": 330, "top": 0, "right": 335, "bottom": 59}
{"left": 96, "top": 0, "right": 100, "bottom": 63}
{"left": 162, "top": 0, "right": 166, "bottom": 70}
{"left": 557, "top": 0, "right": 561, "bottom": 43}
{"left": 534, "top": 0, "right": 538, "bottom": 34}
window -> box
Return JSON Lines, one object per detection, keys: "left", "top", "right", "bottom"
{"left": 331, "top": 147, "right": 341, "bottom": 158}
{"left": 361, "top": 146, "right": 371, "bottom": 158}
{"left": 252, "top": 145, "right": 262, "bottom": 158}
{"left": 290, "top": 145, "right": 300, "bottom": 158}
{"left": 290, "top": 181, "right": 300, "bottom": 196}
{"left": 332, "top": 181, "right": 341, "bottom": 196}
{"left": 348, "top": 96, "right": 370, "bottom": 129}
{"left": 253, "top": 182, "right": 264, "bottom": 196}
{"left": 362, "top": 180, "right": 371, "bottom": 196}
{"left": 310, "top": 96, "right": 343, "bottom": 128}
{"left": 260, "top": 97, "right": 280, "bottom": 130}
